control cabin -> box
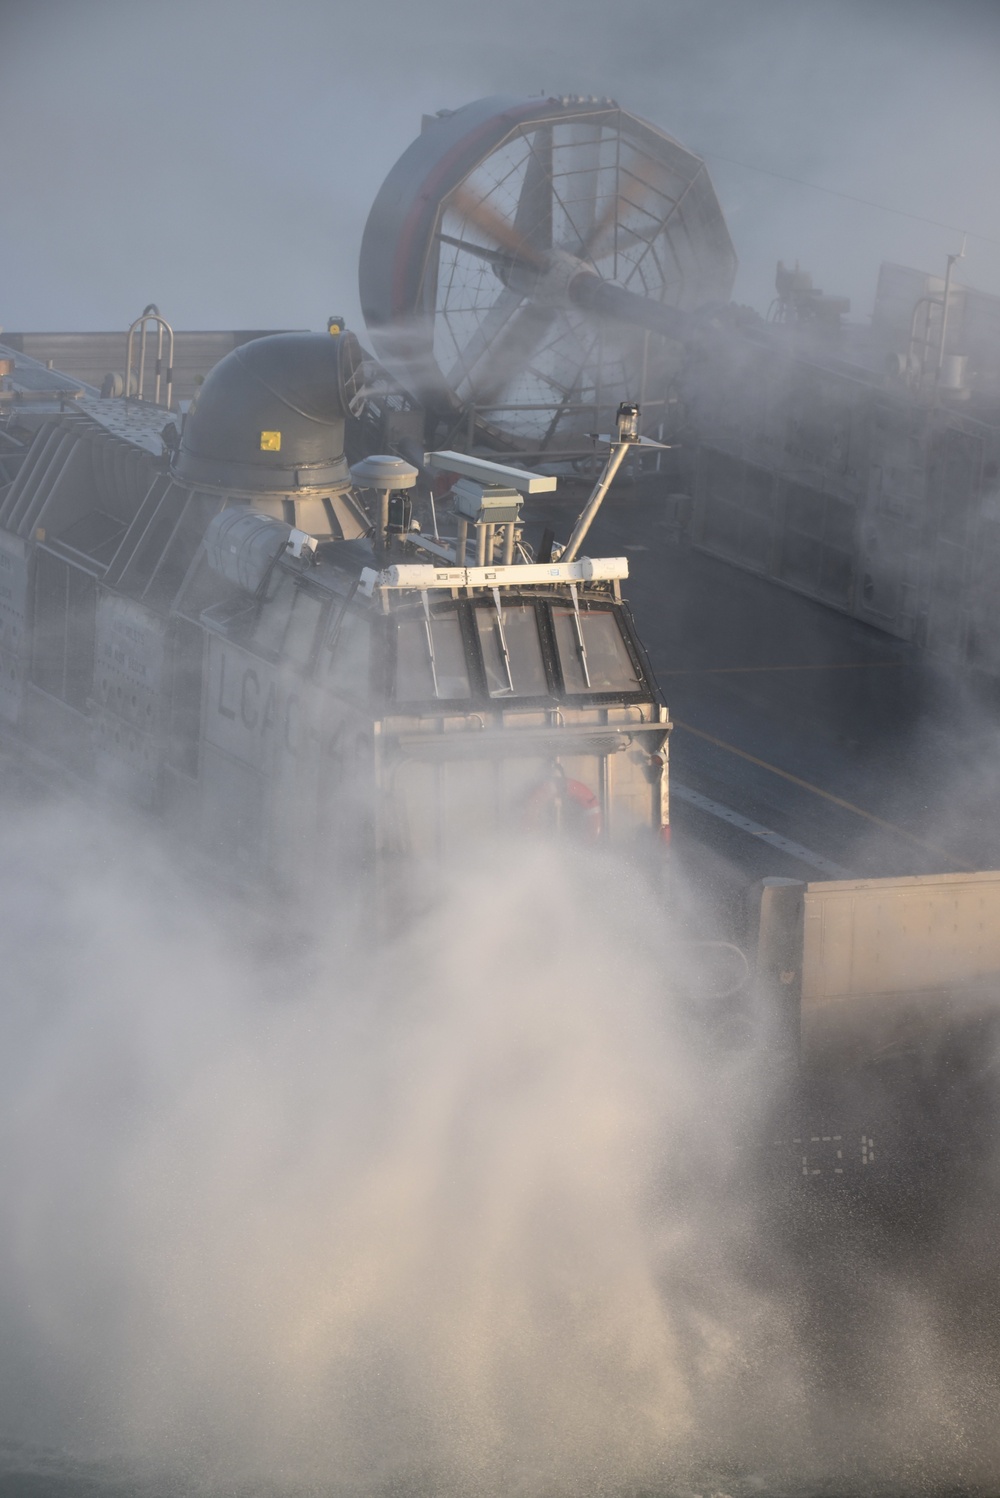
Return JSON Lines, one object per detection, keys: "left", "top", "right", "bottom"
{"left": 0, "top": 331, "right": 670, "bottom": 885}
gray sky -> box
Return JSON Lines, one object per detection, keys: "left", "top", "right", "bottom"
{"left": 2, "top": 0, "right": 999, "bottom": 335}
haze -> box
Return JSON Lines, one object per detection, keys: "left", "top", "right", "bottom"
{"left": 2, "top": 0, "right": 999, "bottom": 336}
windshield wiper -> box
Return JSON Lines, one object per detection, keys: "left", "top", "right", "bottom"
{"left": 421, "top": 592, "right": 441, "bottom": 698}
{"left": 492, "top": 587, "right": 514, "bottom": 694}
{"left": 569, "top": 583, "right": 591, "bottom": 689}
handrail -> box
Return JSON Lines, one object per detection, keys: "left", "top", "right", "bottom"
{"left": 125, "top": 304, "right": 175, "bottom": 408}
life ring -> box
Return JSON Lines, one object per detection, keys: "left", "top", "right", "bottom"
{"left": 522, "top": 772, "right": 603, "bottom": 840}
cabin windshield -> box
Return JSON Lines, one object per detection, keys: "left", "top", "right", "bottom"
{"left": 325, "top": 608, "right": 371, "bottom": 698}
{"left": 283, "top": 588, "right": 325, "bottom": 669}
{"left": 475, "top": 600, "right": 547, "bottom": 698}
{"left": 552, "top": 606, "right": 641, "bottom": 693}
{"left": 390, "top": 596, "right": 645, "bottom": 705}
{"left": 252, "top": 572, "right": 296, "bottom": 655}
{"left": 395, "top": 614, "right": 470, "bottom": 700}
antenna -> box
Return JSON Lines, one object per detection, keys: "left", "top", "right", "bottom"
{"left": 937, "top": 236, "right": 968, "bottom": 381}
{"left": 562, "top": 403, "right": 669, "bottom": 562}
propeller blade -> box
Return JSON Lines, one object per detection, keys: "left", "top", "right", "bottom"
{"left": 446, "top": 285, "right": 525, "bottom": 393}
{"left": 568, "top": 273, "right": 693, "bottom": 342}
{"left": 558, "top": 120, "right": 603, "bottom": 253}
{"left": 448, "top": 183, "right": 546, "bottom": 270}
{"left": 513, "top": 126, "right": 553, "bottom": 258}
{"left": 581, "top": 188, "right": 624, "bottom": 258}
{"left": 438, "top": 233, "right": 512, "bottom": 270}
{"left": 582, "top": 152, "right": 668, "bottom": 260}
{"left": 465, "top": 301, "right": 557, "bottom": 407}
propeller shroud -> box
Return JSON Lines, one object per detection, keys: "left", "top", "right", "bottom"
{"left": 360, "top": 94, "right": 737, "bottom": 454}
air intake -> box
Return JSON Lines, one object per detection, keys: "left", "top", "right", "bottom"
{"left": 174, "top": 331, "right": 364, "bottom": 495}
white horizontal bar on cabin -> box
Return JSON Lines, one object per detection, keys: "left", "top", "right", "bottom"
{"left": 359, "top": 557, "right": 629, "bottom": 594}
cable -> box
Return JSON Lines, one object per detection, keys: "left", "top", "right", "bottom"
{"left": 700, "top": 150, "right": 1000, "bottom": 253}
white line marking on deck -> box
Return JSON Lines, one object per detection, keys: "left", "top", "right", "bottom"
{"left": 671, "top": 782, "right": 853, "bottom": 879}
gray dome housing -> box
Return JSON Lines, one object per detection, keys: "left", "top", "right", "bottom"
{"left": 174, "top": 330, "right": 364, "bottom": 493}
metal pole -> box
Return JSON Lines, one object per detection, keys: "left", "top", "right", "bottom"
{"left": 138, "top": 319, "right": 148, "bottom": 400}
{"left": 561, "top": 442, "right": 630, "bottom": 562}
{"left": 376, "top": 488, "right": 389, "bottom": 563}
{"left": 636, "top": 331, "right": 650, "bottom": 483}
{"left": 638, "top": 330, "right": 649, "bottom": 413}
{"left": 154, "top": 320, "right": 164, "bottom": 406}
{"left": 164, "top": 321, "right": 174, "bottom": 409}
{"left": 502, "top": 521, "right": 515, "bottom": 565}
{"left": 125, "top": 324, "right": 136, "bottom": 402}
{"left": 937, "top": 238, "right": 966, "bottom": 381}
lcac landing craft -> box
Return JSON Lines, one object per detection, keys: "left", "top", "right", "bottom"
{"left": 0, "top": 330, "right": 670, "bottom": 886}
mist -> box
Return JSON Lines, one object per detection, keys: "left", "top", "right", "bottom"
{"left": 0, "top": 789, "right": 998, "bottom": 1494}
{"left": 2, "top": 0, "right": 1000, "bottom": 335}
{"left": 0, "top": 798, "right": 773, "bottom": 1493}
